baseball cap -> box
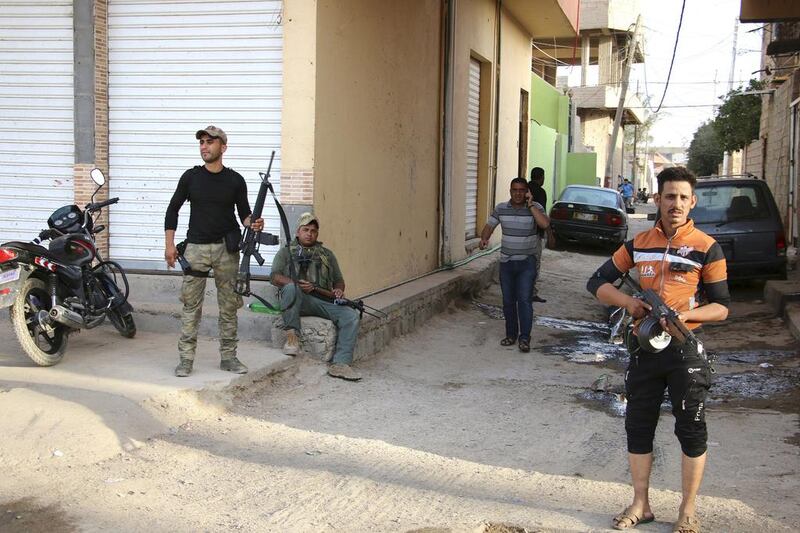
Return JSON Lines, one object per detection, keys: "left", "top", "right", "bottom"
{"left": 297, "top": 212, "right": 319, "bottom": 228}
{"left": 195, "top": 125, "right": 227, "bottom": 145}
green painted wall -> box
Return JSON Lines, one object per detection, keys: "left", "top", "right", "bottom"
{"left": 529, "top": 122, "right": 557, "bottom": 203}
{"left": 530, "top": 75, "right": 560, "bottom": 131}
{"left": 566, "top": 153, "right": 598, "bottom": 188}
{"left": 529, "top": 73, "right": 598, "bottom": 204}
{"left": 530, "top": 74, "right": 570, "bottom": 134}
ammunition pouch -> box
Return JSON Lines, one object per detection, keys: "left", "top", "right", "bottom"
{"left": 225, "top": 228, "right": 242, "bottom": 254}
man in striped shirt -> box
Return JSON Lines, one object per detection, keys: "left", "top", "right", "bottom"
{"left": 479, "top": 177, "right": 550, "bottom": 352}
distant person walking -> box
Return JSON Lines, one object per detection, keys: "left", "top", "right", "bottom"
{"left": 621, "top": 179, "right": 635, "bottom": 209}
{"left": 528, "top": 167, "right": 547, "bottom": 303}
{"left": 479, "top": 178, "right": 549, "bottom": 353}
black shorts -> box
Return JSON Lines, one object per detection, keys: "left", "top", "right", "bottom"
{"left": 624, "top": 335, "right": 712, "bottom": 458}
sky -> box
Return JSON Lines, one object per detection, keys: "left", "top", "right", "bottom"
{"left": 559, "top": 0, "right": 764, "bottom": 148}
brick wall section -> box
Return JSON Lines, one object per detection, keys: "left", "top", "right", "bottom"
{"left": 761, "top": 80, "right": 794, "bottom": 228}
{"left": 742, "top": 139, "right": 763, "bottom": 178}
{"left": 74, "top": 164, "right": 109, "bottom": 253}
{"left": 280, "top": 170, "right": 314, "bottom": 204}
{"left": 94, "top": 0, "right": 109, "bottom": 173}
{"left": 74, "top": 0, "right": 110, "bottom": 257}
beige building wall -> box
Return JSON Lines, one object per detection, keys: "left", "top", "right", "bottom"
{"left": 450, "top": 0, "right": 499, "bottom": 258}
{"left": 450, "top": 1, "right": 537, "bottom": 259}
{"left": 313, "top": 0, "right": 442, "bottom": 295}
{"left": 579, "top": 109, "right": 625, "bottom": 185}
{"left": 760, "top": 78, "right": 796, "bottom": 229}
{"left": 492, "top": 12, "right": 536, "bottom": 207}
{"left": 281, "top": 0, "right": 317, "bottom": 205}
{"left": 742, "top": 138, "right": 764, "bottom": 179}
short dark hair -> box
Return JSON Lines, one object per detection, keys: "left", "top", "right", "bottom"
{"left": 657, "top": 166, "right": 696, "bottom": 193}
{"left": 530, "top": 167, "right": 544, "bottom": 181}
{"left": 510, "top": 177, "right": 528, "bottom": 188}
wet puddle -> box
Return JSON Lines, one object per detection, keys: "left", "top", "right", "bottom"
{"left": 472, "top": 301, "right": 800, "bottom": 416}
{"left": 711, "top": 369, "right": 800, "bottom": 400}
{"left": 474, "top": 300, "right": 799, "bottom": 415}
{"left": 713, "top": 349, "right": 797, "bottom": 365}
{"left": 577, "top": 390, "right": 628, "bottom": 417}
{"left": 474, "top": 300, "right": 627, "bottom": 364}
{"left": 578, "top": 366, "right": 800, "bottom": 418}
{"left": 0, "top": 498, "right": 76, "bottom": 532}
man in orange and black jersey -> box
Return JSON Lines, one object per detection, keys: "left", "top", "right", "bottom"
{"left": 587, "top": 167, "right": 729, "bottom": 533}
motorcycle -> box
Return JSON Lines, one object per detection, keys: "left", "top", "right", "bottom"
{"left": 0, "top": 168, "right": 135, "bottom": 366}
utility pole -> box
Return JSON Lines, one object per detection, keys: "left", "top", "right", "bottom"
{"left": 722, "top": 18, "right": 739, "bottom": 175}
{"left": 604, "top": 15, "right": 641, "bottom": 187}
{"left": 633, "top": 125, "right": 638, "bottom": 188}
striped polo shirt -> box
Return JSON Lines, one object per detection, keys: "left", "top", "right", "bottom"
{"left": 487, "top": 201, "right": 543, "bottom": 262}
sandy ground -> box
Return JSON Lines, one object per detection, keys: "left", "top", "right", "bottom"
{"left": 1, "top": 208, "right": 799, "bottom": 532}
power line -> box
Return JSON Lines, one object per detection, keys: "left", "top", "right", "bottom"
{"left": 625, "top": 104, "right": 721, "bottom": 108}
{"left": 531, "top": 41, "right": 570, "bottom": 67}
{"left": 654, "top": 0, "right": 686, "bottom": 113}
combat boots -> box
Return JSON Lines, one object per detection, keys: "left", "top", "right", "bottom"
{"left": 175, "top": 358, "right": 193, "bottom": 377}
{"left": 328, "top": 363, "right": 362, "bottom": 381}
{"left": 220, "top": 356, "right": 248, "bottom": 374}
{"left": 283, "top": 329, "right": 300, "bottom": 356}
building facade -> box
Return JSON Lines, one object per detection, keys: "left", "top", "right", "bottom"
{"left": 0, "top": 0, "right": 579, "bottom": 295}
{"left": 740, "top": 0, "right": 800, "bottom": 245}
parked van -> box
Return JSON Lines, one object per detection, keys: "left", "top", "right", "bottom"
{"left": 692, "top": 176, "right": 787, "bottom": 281}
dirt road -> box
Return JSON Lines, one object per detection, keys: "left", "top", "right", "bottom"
{"left": 2, "top": 210, "right": 798, "bottom": 532}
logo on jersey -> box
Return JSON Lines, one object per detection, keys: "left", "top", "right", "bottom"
{"left": 677, "top": 245, "right": 694, "bottom": 257}
{"left": 640, "top": 265, "right": 656, "bottom": 278}
{"left": 673, "top": 274, "right": 687, "bottom": 283}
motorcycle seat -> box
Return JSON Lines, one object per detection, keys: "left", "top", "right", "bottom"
{"left": 3, "top": 237, "right": 94, "bottom": 267}
{"left": 2, "top": 241, "right": 53, "bottom": 258}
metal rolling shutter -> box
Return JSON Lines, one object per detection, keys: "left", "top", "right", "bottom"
{"left": 0, "top": 1, "right": 74, "bottom": 242}
{"left": 465, "top": 58, "right": 481, "bottom": 239}
{"left": 108, "top": 0, "right": 283, "bottom": 271}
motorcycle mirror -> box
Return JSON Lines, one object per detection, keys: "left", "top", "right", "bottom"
{"left": 89, "top": 168, "right": 106, "bottom": 186}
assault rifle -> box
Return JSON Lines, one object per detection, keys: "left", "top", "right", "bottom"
{"left": 620, "top": 274, "right": 705, "bottom": 358}
{"left": 235, "top": 151, "right": 295, "bottom": 310}
{"left": 310, "top": 285, "right": 387, "bottom": 319}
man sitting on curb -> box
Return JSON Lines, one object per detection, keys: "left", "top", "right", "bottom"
{"left": 270, "top": 212, "right": 362, "bottom": 381}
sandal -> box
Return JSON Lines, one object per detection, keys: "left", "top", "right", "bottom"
{"left": 500, "top": 337, "right": 516, "bottom": 346}
{"left": 673, "top": 515, "right": 700, "bottom": 533}
{"left": 612, "top": 507, "right": 655, "bottom": 530}
{"left": 518, "top": 339, "right": 530, "bottom": 352}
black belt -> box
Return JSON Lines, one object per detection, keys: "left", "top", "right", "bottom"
{"left": 187, "top": 238, "right": 224, "bottom": 245}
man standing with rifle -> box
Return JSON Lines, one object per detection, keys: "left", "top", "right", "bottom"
{"left": 586, "top": 167, "right": 729, "bottom": 533}
{"left": 270, "top": 212, "right": 362, "bottom": 381}
{"left": 164, "top": 126, "right": 263, "bottom": 377}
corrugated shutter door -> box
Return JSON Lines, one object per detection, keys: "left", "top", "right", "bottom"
{"left": 108, "top": 0, "right": 283, "bottom": 271}
{"left": 465, "top": 58, "right": 481, "bottom": 239}
{"left": 0, "top": 1, "right": 74, "bottom": 241}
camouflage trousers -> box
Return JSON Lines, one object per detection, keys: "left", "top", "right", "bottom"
{"left": 178, "top": 242, "right": 243, "bottom": 361}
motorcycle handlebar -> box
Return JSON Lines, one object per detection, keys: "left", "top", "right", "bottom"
{"left": 86, "top": 197, "right": 119, "bottom": 211}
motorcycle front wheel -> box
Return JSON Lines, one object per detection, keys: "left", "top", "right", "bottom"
{"left": 107, "top": 307, "right": 136, "bottom": 338}
{"left": 10, "top": 277, "right": 68, "bottom": 366}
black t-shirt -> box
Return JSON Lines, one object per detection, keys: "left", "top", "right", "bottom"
{"left": 529, "top": 181, "right": 547, "bottom": 237}
{"left": 164, "top": 165, "right": 252, "bottom": 243}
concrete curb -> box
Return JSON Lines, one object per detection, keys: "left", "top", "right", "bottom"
{"left": 763, "top": 279, "right": 800, "bottom": 315}
{"left": 124, "top": 254, "right": 499, "bottom": 362}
